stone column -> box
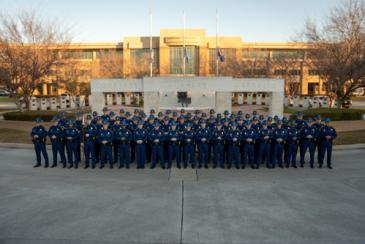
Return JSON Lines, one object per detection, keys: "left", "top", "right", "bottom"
{"left": 90, "top": 92, "right": 105, "bottom": 114}
{"left": 215, "top": 92, "right": 232, "bottom": 113}
{"left": 269, "top": 91, "right": 284, "bottom": 117}
{"left": 143, "top": 92, "right": 160, "bottom": 113}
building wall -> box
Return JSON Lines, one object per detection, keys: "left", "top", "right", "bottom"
{"left": 45, "top": 29, "right": 324, "bottom": 96}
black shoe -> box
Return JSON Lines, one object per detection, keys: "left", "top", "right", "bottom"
{"left": 213, "top": 165, "right": 217, "bottom": 169}
{"left": 293, "top": 165, "right": 297, "bottom": 168}
{"left": 241, "top": 165, "right": 245, "bottom": 169}
{"left": 279, "top": 165, "right": 284, "bottom": 168}
{"left": 236, "top": 165, "right": 240, "bottom": 169}
{"left": 150, "top": 165, "right": 155, "bottom": 169}
{"left": 220, "top": 165, "right": 225, "bottom": 169}
{"left": 300, "top": 164, "right": 304, "bottom": 168}
{"left": 84, "top": 165, "right": 89, "bottom": 169}
{"left": 198, "top": 165, "right": 202, "bottom": 168}
{"left": 62, "top": 164, "right": 66, "bottom": 168}
{"left": 285, "top": 164, "right": 290, "bottom": 168}
{"left": 67, "top": 165, "right": 73, "bottom": 169}
{"left": 50, "top": 164, "right": 57, "bottom": 168}
{"left": 91, "top": 166, "right": 95, "bottom": 169}
{"left": 75, "top": 165, "right": 78, "bottom": 169}
{"left": 44, "top": 164, "right": 49, "bottom": 168}
{"left": 204, "top": 165, "right": 209, "bottom": 169}
{"left": 109, "top": 165, "right": 113, "bottom": 169}
{"left": 33, "top": 164, "right": 41, "bottom": 168}
{"left": 191, "top": 165, "right": 195, "bottom": 169}
{"left": 319, "top": 164, "right": 323, "bottom": 168}
{"left": 183, "top": 165, "right": 187, "bottom": 169}
{"left": 310, "top": 165, "right": 314, "bottom": 168}
{"left": 327, "top": 165, "right": 333, "bottom": 169}
{"left": 99, "top": 165, "right": 104, "bottom": 169}
{"left": 119, "top": 165, "right": 124, "bottom": 169}
{"left": 126, "top": 165, "right": 130, "bottom": 169}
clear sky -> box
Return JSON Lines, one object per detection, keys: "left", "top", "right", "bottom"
{"left": 0, "top": 0, "right": 343, "bottom": 43}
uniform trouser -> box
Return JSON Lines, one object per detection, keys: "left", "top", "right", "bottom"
{"left": 319, "top": 140, "right": 333, "bottom": 166}
{"left": 198, "top": 143, "right": 209, "bottom": 166}
{"left": 258, "top": 142, "right": 271, "bottom": 167}
{"left": 151, "top": 144, "right": 165, "bottom": 168}
{"left": 118, "top": 143, "right": 131, "bottom": 167}
{"left": 100, "top": 144, "right": 113, "bottom": 167}
{"left": 273, "top": 143, "right": 284, "bottom": 167}
{"left": 208, "top": 142, "right": 213, "bottom": 163}
{"left": 168, "top": 144, "right": 181, "bottom": 167}
{"left": 224, "top": 144, "right": 229, "bottom": 165}
{"left": 288, "top": 143, "right": 298, "bottom": 167}
{"left": 34, "top": 141, "right": 49, "bottom": 165}
{"left": 253, "top": 143, "right": 260, "bottom": 165}
{"left": 135, "top": 144, "right": 146, "bottom": 168}
{"left": 183, "top": 144, "right": 195, "bottom": 166}
{"left": 299, "top": 140, "right": 305, "bottom": 164}
{"left": 131, "top": 142, "right": 136, "bottom": 163}
{"left": 213, "top": 143, "right": 225, "bottom": 167}
{"left": 51, "top": 141, "right": 66, "bottom": 166}
{"left": 284, "top": 143, "right": 290, "bottom": 165}
{"left": 300, "top": 140, "right": 315, "bottom": 166}
{"left": 76, "top": 139, "right": 81, "bottom": 162}
{"left": 146, "top": 143, "right": 152, "bottom": 163}
{"left": 228, "top": 145, "right": 240, "bottom": 168}
{"left": 164, "top": 142, "right": 169, "bottom": 163}
{"left": 315, "top": 140, "right": 322, "bottom": 165}
{"left": 84, "top": 140, "right": 96, "bottom": 167}
{"left": 66, "top": 141, "right": 79, "bottom": 167}
{"left": 242, "top": 143, "right": 255, "bottom": 167}
{"left": 113, "top": 141, "right": 118, "bottom": 163}
{"left": 94, "top": 142, "right": 100, "bottom": 163}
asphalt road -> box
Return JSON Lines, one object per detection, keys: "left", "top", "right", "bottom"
{"left": 0, "top": 148, "right": 364, "bottom": 244}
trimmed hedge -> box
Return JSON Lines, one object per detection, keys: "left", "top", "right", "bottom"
{"left": 289, "top": 108, "right": 365, "bottom": 121}
{"left": 3, "top": 111, "right": 75, "bottom": 122}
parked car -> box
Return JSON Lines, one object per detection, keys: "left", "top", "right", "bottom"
{"left": 0, "top": 90, "right": 10, "bottom": 96}
{"left": 342, "top": 99, "right": 352, "bottom": 108}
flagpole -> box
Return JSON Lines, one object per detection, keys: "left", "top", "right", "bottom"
{"left": 183, "top": 10, "right": 186, "bottom": 76}
{"left": 149, "top": 10, "right": 153, "bottom": 77}
{"left": 216, "top": 10, "right": 219, "bottom": 77}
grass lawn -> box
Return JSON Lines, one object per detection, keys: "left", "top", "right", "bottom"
{"left": 335, "top": 130, "right": 365, "bottom": 145}
{"left": 0, "top": 96, "right": 16, "bottom": 102}
{"left": 351, "top": 96, "right": 365, "bottom": 101}
{"left": 0, "top": 128, "right": 31, "bottom": 144}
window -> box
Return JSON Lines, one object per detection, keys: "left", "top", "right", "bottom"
{"left": 95, "top": 49, "right": 123, "bottom": 59}
{"left": 309, "top": 69, "right": 319, "bottom": 76}
{"left": 289, "top": 70, "right": 301, "bottom": 76}
{"left": 274, "top": 69, "right": 287, "bottom": 75}
{"left": 271, "top": 50, "right": 303, "bottom": 60}
{"left": 242, "top": 49, "right": 269, "bottom": 59}
{"left": 169, "top": 46, "right": 199, "bottom": 75}
{"left": 65, "top": 50, "right": 94, "bottom": 59}
{"left": 130, "top": 48, "right": 159, "bottom": 69}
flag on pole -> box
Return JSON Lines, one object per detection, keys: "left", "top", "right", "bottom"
{"left": 217, "top": 48, "right": 225, "bottom": 62}
{"left": 183, "top": 47, "right": 189, "bottom": 63}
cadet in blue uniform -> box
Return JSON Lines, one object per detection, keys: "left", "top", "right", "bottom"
{"left": 115, "top": 120, "right": 133, "bottom": 168}
{"left": 295, "top": 112, "right": 306, "bottom": 164}
{"left": 195, "top": 120, "right": 210, "bottom": 168}
{"left": 182, "top": 122, "right": 195, "bottom": 168}
{"left": 144, "top": 115, "right": 155, "bottom": 163}
{"left": 94, "top": 116, "right": 103, "bottom": 163}
{"left": 74, "top": 112, "right": 83, "bottom": 163}
{"left": 31, "top": 118, "right": 49, "bottom": 168}
{"left": 64, "top": 120, "right": 80, "bottom": 168}
{"left": 300, "top": 119, "right": 317, "bottom": 168}
{"left": 148, "top": 121, "right": 165, "bottom": 169}
{"left": 257, "top": 120, "right": 272, "bottom": 168}
{"left": 111, "top": 114, "right": 121, "bottom": 163}
{"left": 226, "top": 122, "right": 241, "bottom": 169}
{"left": 101, "top": 107, "right": 110, "bottom": 121}
{"left": 272, "top": 120, "right": 287, "bottom": 168}
{"left": 98, "top": 120, "right": 114, "bottom": 169}
{"left": 212, "top": 122, "right": 225, "bottom": 168}
{"left": 242, "top": 121, "right": 257, "bottom": 169}
{"left": 319, "top": 118, "right": 336, "bottom": 169}
{"left": 286, "top": 120, "right": 300, "bottom": 168}
{"left": 167, "top": 121, "right": 181, "bottom": 168}
{"left": 48, "top": 116, "right": 66, "bottom": 168}
{"left": 83, "top": 115, "right": 97, "bottom": 168}
{"left": 313, "top": 115, "right": 324, "bottom": 166}
{"left": 134, "top": 120, "right": 147, "bottom": 169}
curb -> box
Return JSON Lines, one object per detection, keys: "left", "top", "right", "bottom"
{"left": 0, "top": 142, "right": 364, "bottom": 151}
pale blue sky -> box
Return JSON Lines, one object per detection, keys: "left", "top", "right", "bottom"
{"left": 0, "top": 0, "right": 342, "bottom": 43}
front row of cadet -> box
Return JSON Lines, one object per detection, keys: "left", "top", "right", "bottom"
{"left": 31, "top": 110, "right": 337, "bottom": 170}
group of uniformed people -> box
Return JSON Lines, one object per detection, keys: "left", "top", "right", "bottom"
{"left": 31, "top": 108, "right": 337, "bottom": 170}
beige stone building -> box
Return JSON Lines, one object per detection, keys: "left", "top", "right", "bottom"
{"left": 44, "top": 29, "right": 323, "bottom": 96}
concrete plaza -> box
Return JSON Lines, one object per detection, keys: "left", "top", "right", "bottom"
{"left": 0, "top": 147, "right": 364, "bottom": 244}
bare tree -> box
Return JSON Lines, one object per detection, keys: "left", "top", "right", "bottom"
{"left": 301, "top": 0, "right": 365, "bottom": 108}
{"left": 0, "top": 10, "right": 72, "bottom": 109}
{"left": 97, "top": 49, "right": 124, "bottom": 78}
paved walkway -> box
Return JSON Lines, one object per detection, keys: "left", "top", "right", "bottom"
{"left": 0, "top": 148, "right": 365, "bottom": 243}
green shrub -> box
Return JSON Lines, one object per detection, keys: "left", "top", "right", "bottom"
{"left": 289, "top": 108, "right": 365, "bottom": 121}
{"left": 3, "top": 111, "right": 75, "bottom": 121}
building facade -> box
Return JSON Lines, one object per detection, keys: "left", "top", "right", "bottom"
{"left": 44, "top": 29, "right": 324, "bottom": 97}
